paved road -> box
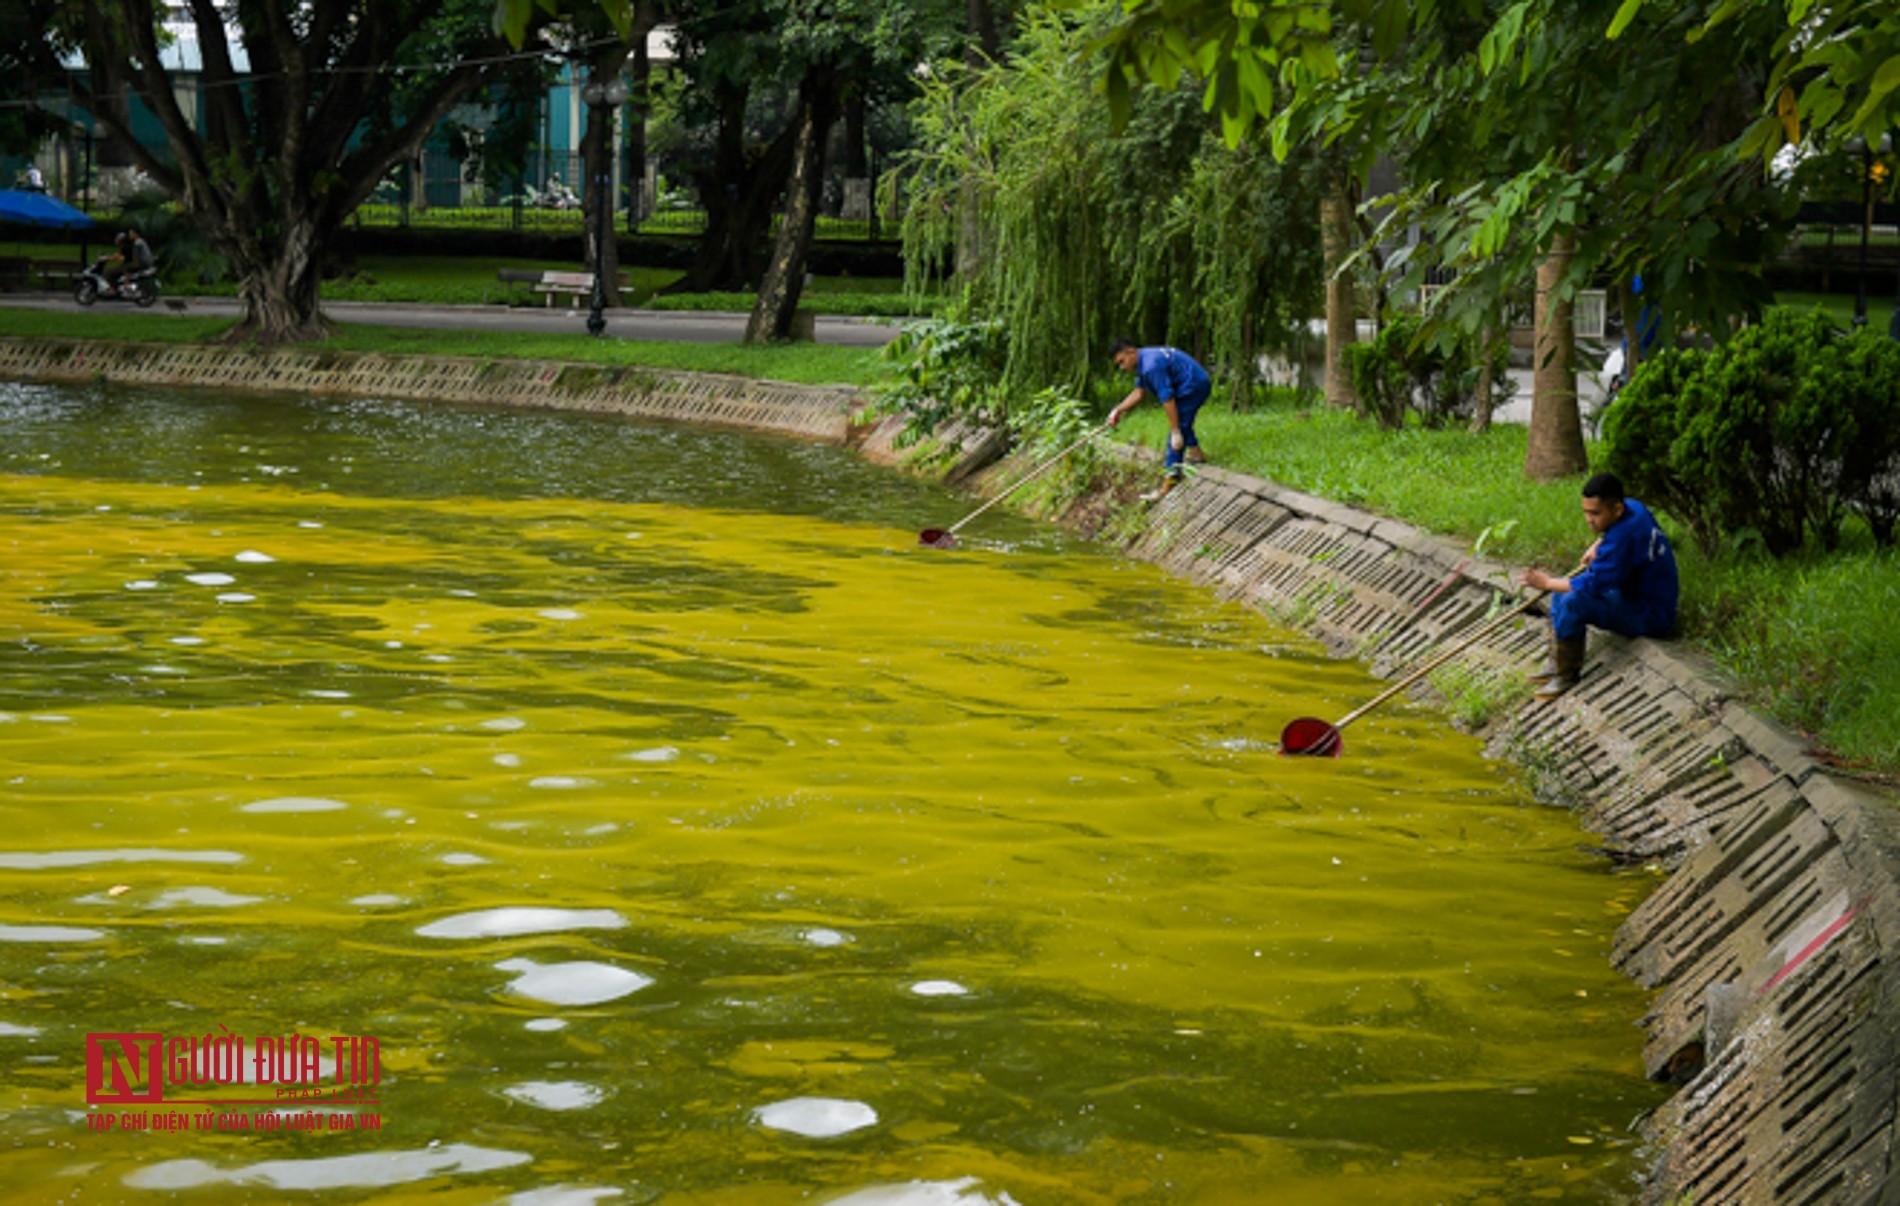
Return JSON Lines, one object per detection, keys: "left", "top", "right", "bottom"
{"left": 0, "top": 293, "right": 904, "bottom": 348}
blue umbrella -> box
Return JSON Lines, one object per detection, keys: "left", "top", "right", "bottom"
{"left": 0, "top": 189, "right": 96, "bottom": 230}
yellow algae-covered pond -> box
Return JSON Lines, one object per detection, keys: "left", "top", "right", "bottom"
{"left": 0, "top": 382, "right": 1664, "bottom": 1203}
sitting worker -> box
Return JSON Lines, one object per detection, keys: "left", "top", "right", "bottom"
{"left": 1517, "top": 472, "right": 1678, "bottom": 701}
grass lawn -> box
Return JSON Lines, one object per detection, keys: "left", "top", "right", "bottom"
{"left": 1769, "top": 289, "right": 1898, "bottom": 335}
{"left": 16, "top": 249, "right": 940, "bottom": 317}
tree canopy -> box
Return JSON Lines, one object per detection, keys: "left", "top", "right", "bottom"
{"left": 61, "top": 0, "right": 549, "bottom": 342}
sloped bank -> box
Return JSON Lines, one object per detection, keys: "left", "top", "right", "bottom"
{"left": 864, "top": 422, "right": 1900, "bottom": 1206}
{"left": 3, "top": 337, "right": 1893, "bottom": 1203}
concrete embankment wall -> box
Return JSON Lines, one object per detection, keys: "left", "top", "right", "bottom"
{"left": 0, "top": 338, "right": 860, "bottom": 444}
{"left": 3, "top": 339, "right": 1894, "bottom": 1203}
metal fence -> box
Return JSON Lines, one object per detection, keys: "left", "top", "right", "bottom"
{"left": 349, "top": 146, "right": 898, "bottom": 240}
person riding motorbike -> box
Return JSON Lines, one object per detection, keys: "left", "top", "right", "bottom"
{"left": 104, "top": 228, "right": 156, "bottom": 294}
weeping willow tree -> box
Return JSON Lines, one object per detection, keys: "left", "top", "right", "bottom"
{"left": 900, "top": 7, "right": 1325, "bottom": 414}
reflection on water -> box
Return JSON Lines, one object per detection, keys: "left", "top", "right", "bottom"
{"left": 0, "top": 382, "right": 1664, "bottom": 1202}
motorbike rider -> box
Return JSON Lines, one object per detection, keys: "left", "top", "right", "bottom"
{"left": 104, "top": 228, "right": 156, "bottom": 293}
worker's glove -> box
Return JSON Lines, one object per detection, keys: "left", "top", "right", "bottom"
{"left": 1169, "top": 429, "right": 1185, "bottom": 452}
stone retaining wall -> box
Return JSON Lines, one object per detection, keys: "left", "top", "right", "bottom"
{"left": 0, "top": 338, "right": 861, "bottom": 444}
{"left": 3, "top": 341, "right": 1892, "bottom": 1202}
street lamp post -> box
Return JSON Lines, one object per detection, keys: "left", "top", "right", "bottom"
{"left": 1848, "top": 132, "right": 1894, "bottom": 330}
{"left": 581, "top": 74, "right": 630, "bottom": 338}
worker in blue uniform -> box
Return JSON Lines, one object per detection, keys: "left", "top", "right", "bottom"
{"left": 1518, "top": 472, "right": 1679, "bottom": 701}
{"left": 1107, "top": 339, "right": 1212, "bottom": 501}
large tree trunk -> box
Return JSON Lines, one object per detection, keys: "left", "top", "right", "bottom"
{"left": 225, "top": 216, "right": 332, "bottom": 345}
{"left": 953, "top": 0, "right": 1005, "bottom": 286}
{"left": 625, "top": 27, "right": 650, "bottom": 232}
{"left": 747, "top": 74, "right": 839, "bottom": 344}
{"left": 1526, "top": 233, "right": 1588, "bottom": 480}
{"left": 1320, "top": 167, "right": 1358, "bottom": 410}
{"left": 72, "top": 0, "right": 517, "bottom": 347}
{"left": 669, "top": 81, "right": 799, "bottom": 294}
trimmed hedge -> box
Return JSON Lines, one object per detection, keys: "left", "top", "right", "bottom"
{"left": 1603, "top": 308, "right": 1900, "bottom": 555}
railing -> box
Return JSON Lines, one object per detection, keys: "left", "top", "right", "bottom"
{"left": 347, "top": 203, "right": 885, "bottom": 241}
{"left": 1419, "top": 283, "right": 1608, "bottom": 339}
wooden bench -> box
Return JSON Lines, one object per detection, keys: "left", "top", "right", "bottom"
{"left": 531, "top": 270, "right": 598, "bottom": 308}
{"left": 30, "top": 258, "right": 83, "bottom": 290}
{"left": 496, "top": 268, "right": 637, "bottom": 308}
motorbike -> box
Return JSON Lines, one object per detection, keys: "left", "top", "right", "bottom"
{"left": 74, "top": 258, "right": 161, "bottom": 308}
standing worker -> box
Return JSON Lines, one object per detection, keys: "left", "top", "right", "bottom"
{"left": 1518, "top": 472, "right": 1678, "bottom": 701}
{"left": 1107, "top": 339, "right": 1211, "bottom": 501}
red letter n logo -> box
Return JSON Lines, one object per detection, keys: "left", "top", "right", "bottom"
{"left": 86, "top": 1033, "right": 164, "bottom": 1104}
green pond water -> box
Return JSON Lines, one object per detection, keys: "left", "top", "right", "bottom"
{"left": 0, "top": 382, "right": 1666, "bottom": 1204}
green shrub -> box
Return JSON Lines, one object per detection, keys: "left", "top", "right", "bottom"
{"left": 1341, "top": 312, "right": 1508, "bottom": 430}
{"left": 1600, "top": 345, "right": 1719, "bottom": 553}
{"left": 870, "top": 315, "right": 1011, "bottom": 444}
{"left": 1604, "top": 308, "right": 1900, "bottom": 556}
{"left": 1830, "top": 333, "right": 1900, "bottom": 546}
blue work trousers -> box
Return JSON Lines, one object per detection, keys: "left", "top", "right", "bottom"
{"left": 1163, "top": 393, "right": 1208, "bottom": 477}
{"left": 1550, "top": 588, "right": 1673, "bottom": 642}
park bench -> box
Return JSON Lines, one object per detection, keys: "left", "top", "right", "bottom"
{"left": 497, "top": 267, "right": 636, "bottom": 308}
{"left": 0, "top": 257, "right": 83, "bottom": 292}
{"left": 31, "top": 258, "right": 83, "bottom": 290}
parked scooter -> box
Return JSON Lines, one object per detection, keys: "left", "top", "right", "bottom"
{"left": 74, "top": 259, "right": 160, "bottom": 308}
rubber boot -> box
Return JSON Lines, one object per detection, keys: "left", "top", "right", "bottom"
{"left": 1532, "top": 635, "right": 1586, "bottom": 701}
{"left": 1139, "top": 476, "right": 1178, "bottom": 503}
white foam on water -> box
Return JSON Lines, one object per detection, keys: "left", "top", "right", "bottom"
{"left": 416, "top": 907, "right": 626, "bottom": 940}
{"left": 0, "top": 924, "right": 106, "bottom": 943}
{"left": 185, "top": 572, "right": 236, "bottom": 586}
{"left": 825, "top": 1178, "right": 1022, "bottom": 1206}
{"left": 121, "top": 1143, "right": 533, "bottom": 1191}
{"left": 909, "top": 980, "right": 969, "bottom": 998}
{"left": 234, "top": 550, "right": 276, "bottom": 564}
{"left": 495, "top": 958, "right": 653, "bottom": 1006}
{"left": 146, "top": 887, "right": 264, "bottom": 909}
{"left": 500, "top": 1080, "right": 607, "bottom": 1111}
{"left": 753, "top": 1096, "right": 877, "bottom": 1139}
{"left": 241, "top": 797, "right": 348, "bottom": 814}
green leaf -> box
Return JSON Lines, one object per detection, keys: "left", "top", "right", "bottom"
{"left": 1372, "top": 0, "right": 1407, "bottom": 59}
{"left": 1605, "top": 0, "right": 1643, "bottom": 41}
{"left": 1870, "top": 53, "right": 1900, "bottom": 102}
